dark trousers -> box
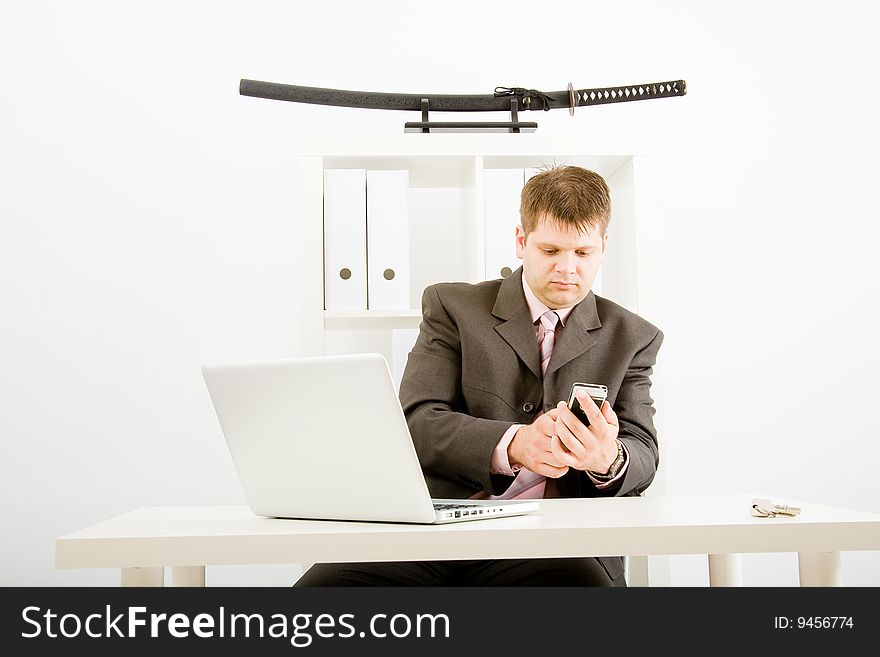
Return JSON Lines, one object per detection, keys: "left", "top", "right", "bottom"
{"left": 295, "top": 557, "right": 626, "bottom": 587}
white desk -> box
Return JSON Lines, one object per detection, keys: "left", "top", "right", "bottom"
{"left": 55, "top": 494, "right": 880, "bottom": 587}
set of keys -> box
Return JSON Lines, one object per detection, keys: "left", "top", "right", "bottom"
{"left": 750, "top": 497, "right": 801, "bottom": 518}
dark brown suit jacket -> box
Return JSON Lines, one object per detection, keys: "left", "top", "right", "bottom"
{"left": 399, "top": 269, "right": 664, "bottom": 579}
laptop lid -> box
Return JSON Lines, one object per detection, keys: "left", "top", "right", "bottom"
{"left": 202, "top": 353, "right": 438, "bottom": 523}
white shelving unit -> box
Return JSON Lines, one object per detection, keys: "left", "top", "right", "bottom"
{"left": 292, "top": 133, "right": 660, "bottom": 360}
{"left": 289, "top": 131, "right": 666, "bottom": 585}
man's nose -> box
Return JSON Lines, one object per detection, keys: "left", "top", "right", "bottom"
{"left": 554, "top": 253, "right": 577, "bottom": 273}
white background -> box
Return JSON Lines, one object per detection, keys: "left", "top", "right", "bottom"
{"left": 1, "top": 1, "right": 878, "bottom": 586}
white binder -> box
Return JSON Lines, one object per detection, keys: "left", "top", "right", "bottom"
{"left": 324, "top": 169, "right": 367, "bottom": 311}
{"left": 366, "top": 170, "right": 410, "bottom": 309}
{"left": 483, "top": 168, "right": 525, "bottom": 281}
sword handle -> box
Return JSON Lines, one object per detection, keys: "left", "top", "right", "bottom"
{"left": 575, "top": 80, "right": 687, "bottom": 107}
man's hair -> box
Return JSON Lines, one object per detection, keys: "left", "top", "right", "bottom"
{"left": 519, "top": 166, "right": 611, "bottom": 237}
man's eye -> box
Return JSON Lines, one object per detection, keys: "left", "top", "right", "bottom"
{"left": 543, "top": 249, "right": 556, "bottom": 255}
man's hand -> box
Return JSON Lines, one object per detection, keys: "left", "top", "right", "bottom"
{"left": 507, "top": 409, "right": 570, "bottom": 478}
{"left": 550, "top": 392, "right": 620, "bottom": 475}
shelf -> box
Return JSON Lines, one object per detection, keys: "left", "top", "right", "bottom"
{"left": 324, "top": 306, "right": 638, "bottom": 332}
{"left": 324, "top": 310, "right": 422, "bottom": 331}
{"left": 300, "top": 141, "right": 652, "bottom": 367}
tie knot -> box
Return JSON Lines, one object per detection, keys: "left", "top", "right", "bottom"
{"left": 539, "top": 310, "right": 559, "bottom": 332}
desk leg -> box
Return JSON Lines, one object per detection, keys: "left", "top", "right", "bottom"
{"left": 708, "top": 554, "right": 743, "bottom": 587}
{"left": 171, "top": 566, "right": 206, "bottom": 587}
{"left": 798, "top": 551, "right": 841, "bottom": 586}
{"left": 625, "top": 556, "right": 649, "bottom": 587}
{"left": 121, "top": 567, "right": 164, "bottom": 587}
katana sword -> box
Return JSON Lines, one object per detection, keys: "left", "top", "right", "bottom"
{"left": 239, "top": 79, "right": 687, "bottom": 114}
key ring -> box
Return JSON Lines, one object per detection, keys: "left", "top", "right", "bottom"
{"left": 751, "top": 497, "right": 801, "bottom": 518}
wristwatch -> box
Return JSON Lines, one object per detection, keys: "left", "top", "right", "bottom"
{"left": 588, "top": 440, "right": 626, "bottom": 480}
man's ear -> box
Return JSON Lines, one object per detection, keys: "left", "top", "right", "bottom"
{"left": 515, "top": 225, "right": 526, "bottom": 259}
{"left": 601, "top": 232, "right": 609, "bottom": 253}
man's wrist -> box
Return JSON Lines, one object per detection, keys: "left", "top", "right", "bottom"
{"left": 506, "top": 425, "right": 525, "bottom": 472}
{"left": 587, "top": 440, "right": 626, "bottom": 480}
{"left": 490, "top": 424, "right": 524, "bottom": 475}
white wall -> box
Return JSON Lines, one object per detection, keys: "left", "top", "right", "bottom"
{"left": 1, "top": 0, "right": 877, "bottom": 586}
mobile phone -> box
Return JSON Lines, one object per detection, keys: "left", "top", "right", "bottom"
{"left": 567, "top": 383, "right": 608, "bottom": 427}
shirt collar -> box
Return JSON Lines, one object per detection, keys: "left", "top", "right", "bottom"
{"left": 521, "top": 276, "right": 575, "bottom": 327}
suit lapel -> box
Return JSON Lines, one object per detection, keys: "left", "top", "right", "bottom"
{"left": 544, "top": 290, "right": 601, "bottom": 378}
{"left": 492, "top": 269, "right": 543, "bottom": 381}
{"left": 491, "top": 270, "right": 603, "bottom": 381}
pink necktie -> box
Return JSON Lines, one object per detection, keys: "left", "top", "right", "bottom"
{"left": 537, "top": 310, "right": 559, "bottom": 375}
{"left": 498, "top": 311, "right": 559, "bottom": 500}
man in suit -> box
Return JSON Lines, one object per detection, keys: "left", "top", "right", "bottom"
{"left": 296, "top": 166, "right": 663, "bottom": 586}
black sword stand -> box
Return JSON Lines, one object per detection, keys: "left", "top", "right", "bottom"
{"left": 404, "top": 98, "right": 538, "bottom": 133}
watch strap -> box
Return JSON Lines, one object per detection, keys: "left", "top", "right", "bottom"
{"left": 588, "top": 440, "right": 626, "bottom": 480}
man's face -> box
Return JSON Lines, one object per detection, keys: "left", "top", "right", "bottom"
{"left": 516, "top": 214, "right": 607, "bottom": 309}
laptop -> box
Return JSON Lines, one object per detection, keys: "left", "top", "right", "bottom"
{"left": 201, "top": 353, "right": 539, "bottom": 524}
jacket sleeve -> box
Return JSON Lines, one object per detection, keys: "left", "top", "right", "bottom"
{"left": 399, "top": 285, "right": 512, "bottom": 495}
{"left": 607, "top": 327, "right": 664, "bottom": 496}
